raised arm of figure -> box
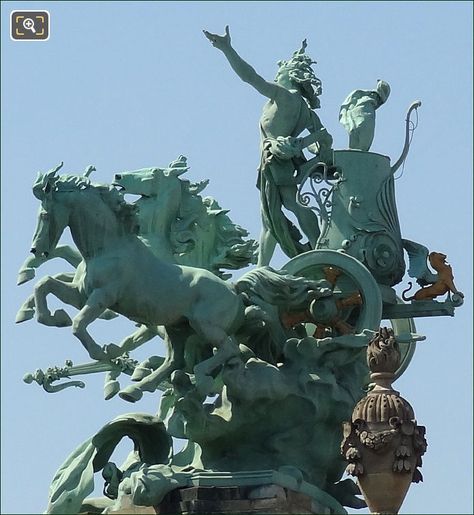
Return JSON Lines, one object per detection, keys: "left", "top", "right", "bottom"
{"left": 203, "top": 26, "right": 281, "bottom": 100}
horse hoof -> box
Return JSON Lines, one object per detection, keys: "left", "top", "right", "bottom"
{"left": 52, "top": 309, "right": 72, "bottom": 327}
{"left": 119, "top": 387, "right": 143, "bottom": 403}
{"left": 104, "top": 380, "right": 121, "bottom": 400}
{"left": 131, "top": 366, "right": 152, "bottom": 381}
{"left": 17, "top": 268, "right": 35, "bottom": 285}
{"left": 15, "top": 308, "right": 35, "bottom": 323}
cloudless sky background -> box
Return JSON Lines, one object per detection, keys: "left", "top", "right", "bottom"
{"left": 1, "top": 2, "right": 472, "bottom": 514}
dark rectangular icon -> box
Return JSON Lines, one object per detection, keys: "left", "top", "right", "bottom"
{"left": 11, "top": 11, "right": 50, "bottom": 41}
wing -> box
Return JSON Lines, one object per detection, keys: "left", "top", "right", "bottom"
{"left": 339, "top": 91, "right": 361, "bottom": 133}
{"left": 402, "top": 239, "right": 438, "bottom": 285}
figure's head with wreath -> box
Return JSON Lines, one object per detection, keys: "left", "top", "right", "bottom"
{"left": 275, "top": 39, "right": 322, "bottom": 109}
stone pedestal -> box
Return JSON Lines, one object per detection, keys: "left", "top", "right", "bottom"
{"left": 82, "top": 470, "right": 339, "bottom": 514}
{"left": 156, "top": 485, "right": 331, "bottom": 514}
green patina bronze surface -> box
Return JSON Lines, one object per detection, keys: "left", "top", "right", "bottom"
{"left": 204, "top": 27, "right": 333, "bottom": 266}
{"left": 339, "top": 80, "right": 390, "bottom": 151}
{"left": 16, "top": 27, "right": 464, "bottom": 515}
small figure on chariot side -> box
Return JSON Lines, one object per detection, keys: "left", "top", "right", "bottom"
{"left": 339, "top": 79, "right": 391, "bottom": 151}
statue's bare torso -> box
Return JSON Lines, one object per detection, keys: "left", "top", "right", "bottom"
{"left": 260, "top": 89, "right": 311, "bottom": 139}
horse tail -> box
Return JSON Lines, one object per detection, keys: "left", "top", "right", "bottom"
{"left": 235, "top": 266, "right": 325, "bottom": 309}
{"left": 402, "top": 282, "right": 415, "bottom": 301}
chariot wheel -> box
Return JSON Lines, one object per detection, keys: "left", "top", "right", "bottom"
{"left": 281, "top": 250, "right": 416, "bottom": 379}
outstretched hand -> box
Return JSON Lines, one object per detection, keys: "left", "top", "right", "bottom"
{"left": 203, "top": 25, "right": 231, "bottom": 51}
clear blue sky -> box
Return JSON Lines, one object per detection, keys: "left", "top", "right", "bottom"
{"left": 1, "top": 2, "right": 472, "bottom": 514}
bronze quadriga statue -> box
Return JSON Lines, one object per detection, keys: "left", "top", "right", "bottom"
{"left": 16, "top": 27, "right": 462, "bottom": 515}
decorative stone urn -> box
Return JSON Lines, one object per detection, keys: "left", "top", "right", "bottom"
{"left": 341, "top": 327, "right": 427, "bottom": 514}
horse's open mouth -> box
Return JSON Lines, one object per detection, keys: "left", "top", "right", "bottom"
{"left": 112, "top": 183, "right": 150, "bottom": 200}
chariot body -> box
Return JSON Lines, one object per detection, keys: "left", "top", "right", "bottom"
{"left": 280, "top": 142, "right": 463, "bottom": 379}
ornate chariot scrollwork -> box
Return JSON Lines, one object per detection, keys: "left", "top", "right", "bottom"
{"left": 297, "top": 161, "right": 340, "bottom": 239}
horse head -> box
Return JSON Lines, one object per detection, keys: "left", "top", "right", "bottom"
{"left": 111, "top": 156, "right": 256, "bottom": 273}
{"left": 113, "top": 155, "right": 189, "bottom": 198}
{"left": 112, "top": 156, "right": 190, "bottom": 253}
{"left": 32, "top": 162, "right": 64, "bottom": 200}
{"left": 30, "top": 164, "right": 115, "bottom": 259}
{"left": 31, "top": 163, "right": 69, "bottom": 258}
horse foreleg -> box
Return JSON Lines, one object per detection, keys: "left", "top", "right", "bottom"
{"left": 119, "top": 327, "right": 186, "bottom": 403}
{"left": 71, "top": 289, "right": 117, "bottom": 361}
{"left": 16, "top": 294, "right": 36, "bottom": 324}
{"left": 18, "top": 255, "right": 46, "bottom": 285}
{"left": 17, "top": 273, "right": 76, "bottom": 324}
{"left": 34, "top": 276, "right": 84, "bottom": 327}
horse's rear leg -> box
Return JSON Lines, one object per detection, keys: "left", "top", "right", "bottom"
{"left": 119, "top": 326, "right": 187, "bottom": 403}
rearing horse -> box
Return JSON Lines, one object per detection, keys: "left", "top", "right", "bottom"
{"left": 30, "top": 168, "right": 331, "bottom": 401}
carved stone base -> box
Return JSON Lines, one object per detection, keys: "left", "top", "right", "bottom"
{"left": 156, "top": 485, "right": 331, "bottom": 514}
{"left": 102, "top": 497, "right": 155, "bottom": 514}
{"left": 81, "top": 470, "right": 340, "bottom": 514}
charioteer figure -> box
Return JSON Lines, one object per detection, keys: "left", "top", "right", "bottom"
{"left": 204, "top": 26, "right": 333, "bottom": 266}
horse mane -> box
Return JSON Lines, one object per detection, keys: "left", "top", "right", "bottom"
{"left": 54, "top": 175, "right": 139, "bottom": 235}
{"left": 96, "top": 185, "right": 139, "bottom": 234}
{"left": 203, "top": 197, "right": 258, "bottom": 274}
{"left": 54, "top": 174, "right": 91, "bottom": 191}
{"left": 171, "top": 177, "right": 257, "bottom": 275}
{"left": 236, "top": 266, "right": 319, "bottom": 308}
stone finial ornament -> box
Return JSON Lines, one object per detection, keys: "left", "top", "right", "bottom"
{"left": 341, "top": 328, "right": 427, "bottom": 514}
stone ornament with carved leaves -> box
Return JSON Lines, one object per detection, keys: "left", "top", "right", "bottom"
{"left": 341, "top": 327, "right": 427, "bottom": 514}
